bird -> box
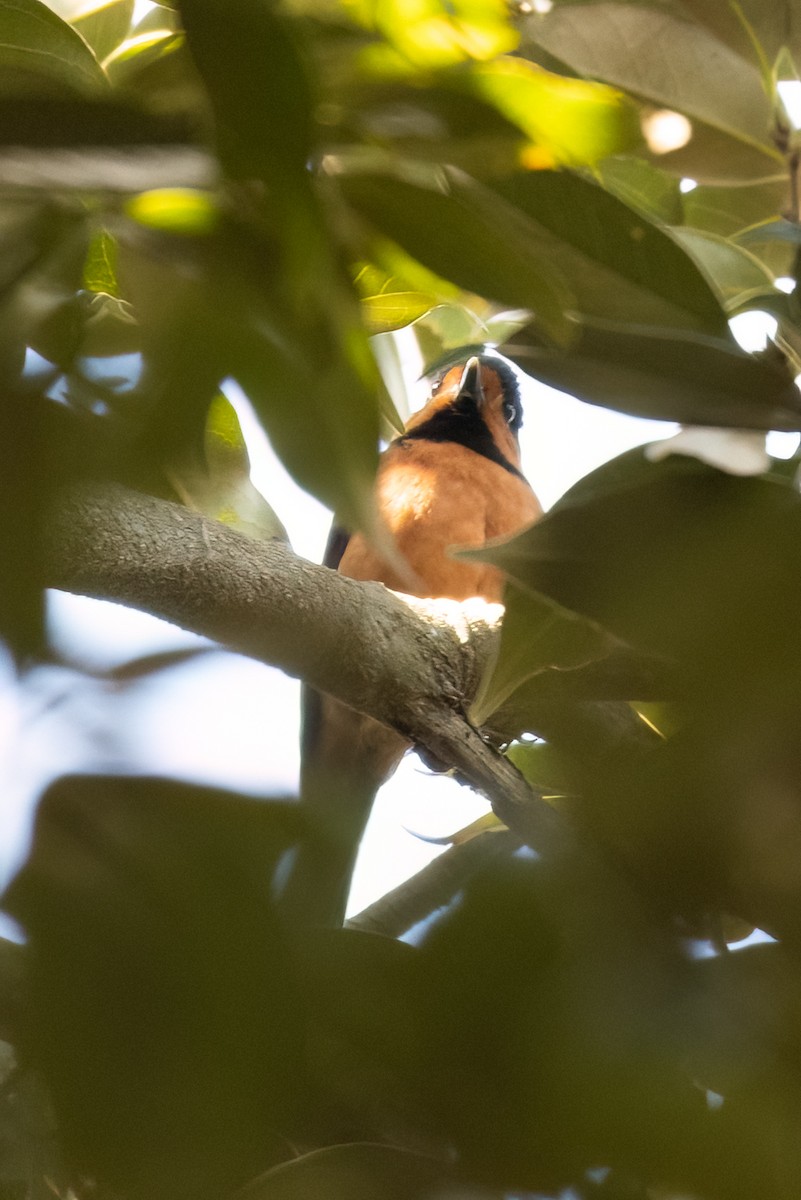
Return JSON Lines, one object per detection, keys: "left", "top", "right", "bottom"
{"left": 282, "top": 354, "right": 542, "bottom": 927}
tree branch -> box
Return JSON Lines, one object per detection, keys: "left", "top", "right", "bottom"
{"left": 43, "top": 483, "right": 573, "bottom": 859}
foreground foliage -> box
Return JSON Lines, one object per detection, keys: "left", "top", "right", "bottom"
{"left": 3, "top": 0, "right": 801, "bottom": 1197}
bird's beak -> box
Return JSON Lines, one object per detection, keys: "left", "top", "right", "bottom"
{"left": 458, "top": 356, "right": 484, "bottom": 406}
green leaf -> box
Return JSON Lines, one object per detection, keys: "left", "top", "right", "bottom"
{"left": 132, "top": 2, "right": 179, "bottom": 34}
{"left": 502, "top": 316, "right": 801, "bottom": 430}
{"left": 467, "top": 57, "right": 642, "bottom": 168}
{"left": 682, "top": 179, "right": 787, "bottom": 239}
{"left": 342, "top": 80, "right": 528, "bottom": 178}
{"left": 471, "top": 584, "right": 623, "bottom": 723}
{"left": 168, "top": 392, "right": 289, "bottom": 542}
{"left": 490, "top": 171, "right": 730, "bottom": 335}
{"left": 71, "top": 0, "right": 134, "bottom": 61}
{"left": 597, "top": 155, "right": 684, "bottom": 224}
{"left": 241, "top": 1143, "right": 453, "bottom": 1200}
{"left": 126, "top": 187, "right": 220, "bottom": 236}
{"left": 119, "top": 217, "right": 384, "bottom": 537}
{"left": 234, "top": 321, "right": 382, "bottom": 537}
{"left": 180, "top": 0, "right": 314, "bottom": 181}
{"left": 362, "top": 288, "right": 436, "bottom": 331}
{"left": 679, "top": 0, "right": 801, "bottom": 69}
{"left": 102, "top": 27, "right": 184, "bottom": 83}
{"left": 412, "top": 302, "right": 496, "bottom": 368}
{"left": 340, "top": 172, "right": 574, "bottom": 344}
{"left": 506, "top": 741, "right": 575, "bottom": 793}
{"left": 0, "top": 0, "right": 107, "bottom": 93}
{"left": 461, "top": 455, "right": 801, "bottom": 676}
{"left": 3, "top": 775, "right": 304, "bottom": 1200}
{"left": 354, "top": 0, "right": 518, "bottom": 70}
{"left": 0, "top": 92, "right": 193, "bottom": 147}
{"left": 30, "top": 290, "right": 140, "bottom": 365}
{"left": 353, "top": 261, "right": 440, "bottom": 332}
{"left": 521, "top": 3, "right": 781, "bottom": 180}
{"left": 669, "top": 226, "right": 775, "bottom": 310}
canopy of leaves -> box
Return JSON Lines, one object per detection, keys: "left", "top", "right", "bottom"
{"left": 4, "top": 2, "right": 801, "bottom": 1199}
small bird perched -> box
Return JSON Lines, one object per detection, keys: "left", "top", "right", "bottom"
{"left": 284, "top": 355, "right": 542, "bottom": 926}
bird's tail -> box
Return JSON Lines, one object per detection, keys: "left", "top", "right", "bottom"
{"left": 278, "top": 687, "right": 407, "bottom": 928}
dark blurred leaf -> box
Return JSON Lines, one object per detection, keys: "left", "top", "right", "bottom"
{"left": 30, "top": 290, "right": 139, "bottom": 367}
{"left": 71, "top": 0, "right": 135, "bottom": 61}
{"left": 691, "top": 942, "right": 801, "bottom": 1098}
{"left": 118, "top": 216, "right": 383, "bottom": 535}
{"left": 490, "top": 171, "right": 730, "bottom": 334}
{"left": 241, "top": 1143, "right": 459, "bottom": 1200}
{"left": 170, "top": 4, "right": 386, "bottom": 537}
{"left": 471, "top": 584, "right": 625, "bottom": 723}
{"left": 114, "top": 231, "right": 225, "bottom": 487}
{"left": 342, "top": 80, "right": 528, "bottom": 178}
{"left": 0, "top": 938, "right": 25, "bottom": 1043}
{"left": 471, "top": 582, "right": 674, "bottom": 735}
{"left": 502, "top": 316, "right": 801, "bottom": 430}
{"left": 0, "top": 203, "right": 88, "bottom": 658}
{"left": 416, "top": 855, "right": 749, "bottom": 1196}
{"left": 0, "top": 1054, "right": 69, "bottom": 1200}
{"left": 0, "top": 0, "right": 107, "bottom": 94}
{"left": 464, "top": 455, "right": 801, "bottom": 691}
{"left": 0, "top": 92, "right": 195, "bottom": 145}
{"left": 3, "top": 775, "right": 306, "bottom": 1200}
{"left": 294, "top": 929, "right": 430, "bottom": 1143}
{"left": 223, "top": 265, "right": 384, "bottom": 541}
{"left": 180, "top": 0, "right": 313, "bottom": 180}
{"left": 341, "top": 171, "right": 574, "bottom": 344}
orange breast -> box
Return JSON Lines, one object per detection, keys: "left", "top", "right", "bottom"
{"left": 339, "top": 440, "right": 542, "bottom": 601}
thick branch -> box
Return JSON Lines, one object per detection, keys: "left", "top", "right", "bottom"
{"left": 44, "top": 483, "right": 571, "bottom": 857}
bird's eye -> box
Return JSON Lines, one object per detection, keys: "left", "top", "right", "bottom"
{"left": 504, "top": 398, "right": 520, "bottom": 427}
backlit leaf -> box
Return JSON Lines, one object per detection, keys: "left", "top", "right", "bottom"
{"left": 670, "top": 226, "right": 775, "bottom": 310}
{"left": 502, "top": 317, "right": 801, "bottom": 430}
{"left": 168, "top": 392, "right": 289, "bottom": 542}
{"left": 71, "top": 0, "right": 134, "bottom": 61}
{"left": 341, "top": 171, "right": 574, "bottom": 344}
{"left": 471, "top": 584, "right": 621, "bottom": 723}
{"left": 468, "top": 57, "right": 641, "bottom": 168}
{"left": 0, "top": 0, "right": 107, "bottom": 93}
{"left": 491, "top": 171, "right": 730, "bottom": 335}
{"left": 521, "top": 3, "right": 781, "bottom": 180}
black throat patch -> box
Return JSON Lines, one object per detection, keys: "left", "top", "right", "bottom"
{"left": 398, "top": 393, "right": 525, "bottom": 480}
